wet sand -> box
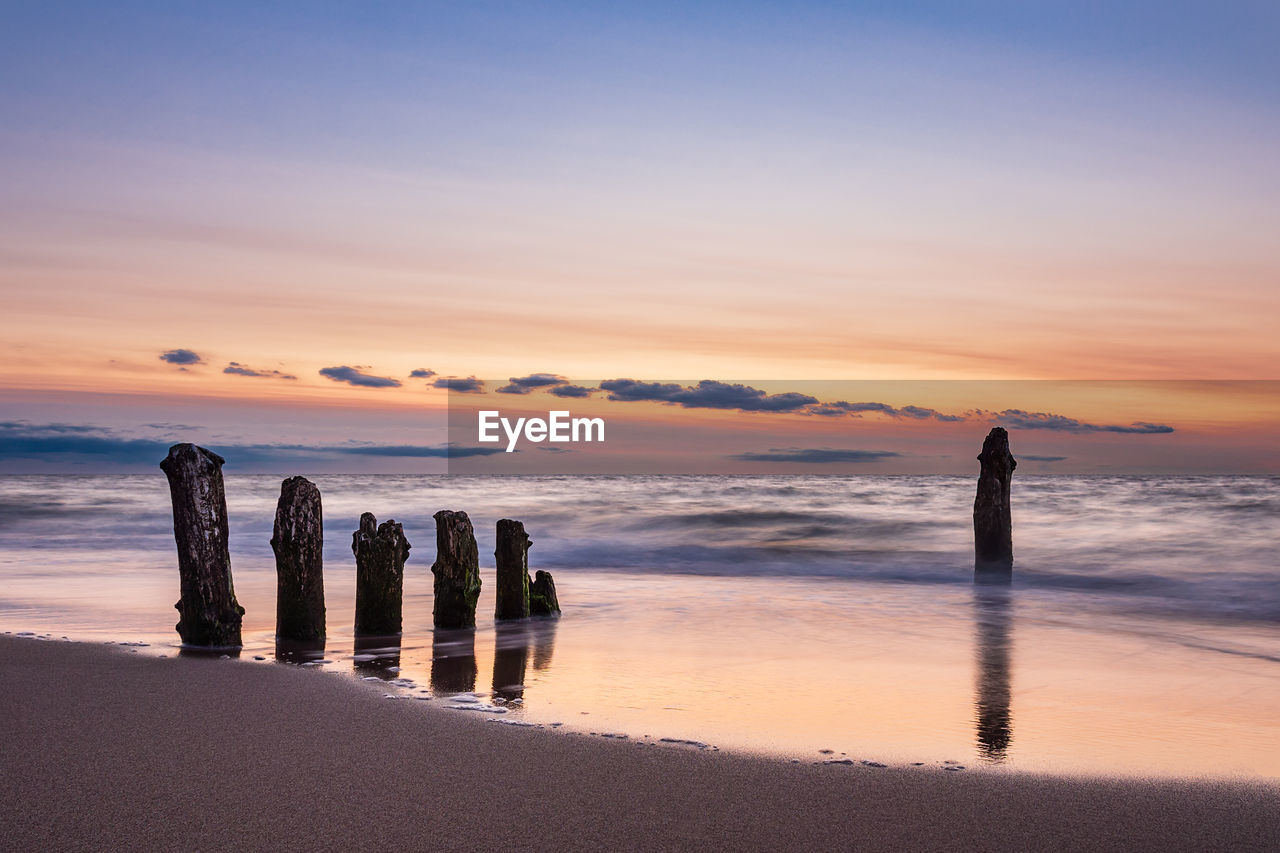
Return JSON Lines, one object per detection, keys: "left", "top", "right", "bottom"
{"left": 1, "top": 636, "right": 1276, "bottom": 852}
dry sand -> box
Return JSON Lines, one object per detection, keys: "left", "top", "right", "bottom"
{"left": 1, "top": 636, "right": 1276, "bottom": 852}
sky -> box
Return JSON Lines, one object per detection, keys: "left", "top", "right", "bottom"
{"left": 0, "top": 2, "right": 1277, "bottom": 471}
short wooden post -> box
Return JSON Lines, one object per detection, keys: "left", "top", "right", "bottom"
{"left": 530, "top": 570, "right": 561, "bottom": 616}
{"left": 270, "top": 476, "right": 325, "bottom": 642}
{"left": 494, "top": 519, "right": 531, "bottom": 621}
{"left": 431, "top": 510, "right": 481, "bottom": 629}
{"left": 352, "top": 512, "right": 411, "bottom": 636}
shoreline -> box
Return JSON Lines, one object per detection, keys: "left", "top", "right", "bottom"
{"left": 5, "top": 618, "right": 1280, "bottom": 782}
{"left": 2, "top": 636, "right": 1277, "bottom": 851}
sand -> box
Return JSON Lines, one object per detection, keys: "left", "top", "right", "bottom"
{"left": 1, "top": 636, "right": 1276, "bottom": 852}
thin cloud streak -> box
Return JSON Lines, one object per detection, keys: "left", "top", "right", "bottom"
{"left": 729, "top": 448, "right": 902, "bottom": 463}
{"left": 986, "top": 409, "right": 1175, "bottom": 434}
{"left": 810, "top": 401, "right": 964, "bottom": 422}
{"left": 0, "top": 422, "right": 499, "bottom": 465}
{"left": 224, "top": 362, "right": 296, "bottom": 380}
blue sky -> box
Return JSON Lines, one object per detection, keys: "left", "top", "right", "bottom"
{"left": 5, "top": 1, "right": 1276, "bottom": 166}
{"left": 1, "top": 1, "right": 1277, "bottom": 471}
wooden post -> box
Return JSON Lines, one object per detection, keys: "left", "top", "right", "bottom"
{"left": 431, "top": 510, "right": 481, "bottom": 629}
{"left": 352, "top": 513, "right": 411, "bottom": 636}
{"left": 529, "top": 570, "right": 561, "bottom": 616}
{"left": 974, "top": 427, "right": 1017, "bottom": 574}
{"left": 159, "top": 443, "right": 244, "bottom": 647}
{"left": 270, "top": 476, "right": 325, "bottom": 642}
{"left": 494, "top": 519, "right": 531, "bottom": 621}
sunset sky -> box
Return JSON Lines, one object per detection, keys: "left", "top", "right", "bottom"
{"left": 1, "top": 2, "right": 1276, "bottom": 471}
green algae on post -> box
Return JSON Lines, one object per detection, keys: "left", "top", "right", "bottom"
{"left": 529, "top": 570, "right": 560, "bottom": 616}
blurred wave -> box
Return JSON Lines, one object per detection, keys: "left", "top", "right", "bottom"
{"left": 0, "top": 473, "right": 1277, "bottom": 625}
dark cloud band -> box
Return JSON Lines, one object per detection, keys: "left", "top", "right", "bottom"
{"left": 599, "top": 379, "right": 818, "bottom": 412}
{"left": 0, "top": 422, "right": 499, "bottom": 466}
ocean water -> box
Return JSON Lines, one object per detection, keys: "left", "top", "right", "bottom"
{"left": 1, "top": 474, "right": 1277, "bottom": 779}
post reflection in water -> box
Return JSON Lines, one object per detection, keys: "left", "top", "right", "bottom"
{"left": 179, "top": 645, "right": 242, "bottom": 660}
{"left": 491, "top": 618, "right": 559, "bottom": 702}
{"left": 973, "top": 577, "right": 1014, "bottom": 763}
{"left": 492, "top": 623, "right": 530, "bottom": 701}
{"left": 273, "top": 636, "right": 324, "bottom": 664}
{"left": 530, "top": 618, "right": 557, "bottom": 673}
{"left": 353, "top": 635, "right": 402, "bottom": 680}
{"left": 431, "top": 628, "right": 478, "bottom": 694}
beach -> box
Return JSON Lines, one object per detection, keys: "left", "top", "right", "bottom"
{"left": 2, "top": 635, "right": 1276, "bottom": 852}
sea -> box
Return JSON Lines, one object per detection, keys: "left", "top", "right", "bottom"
{"left": 1, "top": 473, "right": 1277, "bottom": 779}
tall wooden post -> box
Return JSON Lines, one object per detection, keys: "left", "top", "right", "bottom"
{"left": 160, "top": 443, "right": 244, "bottom": 647}
{"left": 974, "top": 427, "right": 1017, "bottom": 574}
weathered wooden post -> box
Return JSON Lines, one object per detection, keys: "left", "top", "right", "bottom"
{"left": 974, "top": 427, "right": 1017, "bottom": 574}
{"left": 530, "top": 570, "right": 561, "bottom": 616}
{"left": 431, "top": 510, "right": 481, "bottom": 629}
{"left": 159, "top": 443, "right": 244, "bottom": 647}
{"left": 270, "top": 476, "right": 325, "bottom": 642}
{"left": 494, "top": 519, "right": 531, "bottom": 620}
{"left": 352, "top": 512, "right": 411, "bottom": 636}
